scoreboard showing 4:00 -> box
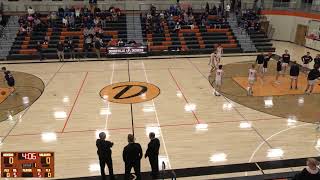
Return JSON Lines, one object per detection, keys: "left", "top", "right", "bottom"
{"left": 1, "top": 152, "right": 54, "bottom": 178}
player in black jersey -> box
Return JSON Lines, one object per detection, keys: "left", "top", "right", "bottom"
{"left": 314, "top": 54, "right": 320, "bottom": 66}
{"left": 4, "top": 71, "right": 15, "bottom": 95}
{"left": 301, "top": 52, "right": 313, "bottom": 73}
{"left": 305, "top": 64, "right": 320, "bottom": 94}
{"left": 281, "top": 50, "right": 290, "bottom": 76}
{"left": 275, "top": 59, "right": 282, "bottom": 84}
{"left": 289, "top": 61, "right": 300, "bottom": 89}
{"left": 256, "top": 52, "right": 264, "bottom": 73}
{"left": 261, "top": 53, "right": 271, "bottom": 80}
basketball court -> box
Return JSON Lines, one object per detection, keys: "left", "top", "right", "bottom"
{"left": 0, "top": 41, "right": 320, "bottom": 179}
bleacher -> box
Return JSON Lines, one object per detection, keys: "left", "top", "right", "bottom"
{"left": 7, "top": 13, "right": 127, "bottom": 60}
{"left": 142, "top": 14, "right": 243, "bottom": 56}
{"left": 248, "top": 30, "right": 275, "bottom": 52}
{"left": 240, "top": 9, "right": 275, "bottom": 52}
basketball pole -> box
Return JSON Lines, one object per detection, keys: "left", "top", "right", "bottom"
{"left": 130, "top": 103, "right": 135, "bottom": 137}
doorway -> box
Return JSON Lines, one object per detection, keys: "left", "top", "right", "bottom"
{"left": 295, "top": 24, "right": 308, "bottom": 45}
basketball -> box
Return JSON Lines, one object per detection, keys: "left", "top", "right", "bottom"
{"left": 1, "top": 91, "right": 6, "bottom": 95}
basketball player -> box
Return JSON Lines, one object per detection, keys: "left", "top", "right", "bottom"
{"left": 261, "top": 53, "right": 271, "bottom": 80}
{"left": 256, "top": 52, "right": 264, "bottom": 74}
{"left": 301, "top": 52, "right": 313, "bottom": 73}
{"left": 216, "top": 44, "right": 223, "bottom": 63}
{"left": 305, "top": 64, "right": 320, "bottom": 95}
{"left": 281, "top": 50, "right": 290, "bottom": 76}
{"left": 214, "top": 65, "right": 224, "bottom": 96}
{"left": 248, "top": 64, "right": 257, "bottom": 96}
{"left": 4, "top": 71, "right": 15, "bottom": 95}
{"left": 289, "top": 61, "right": 300, "bottom": 90}
{"left": 209, "top": 50, "right": 218, "bottom": 72}
{"left": 275, "top": 59, "right": 282, "bottom": 84}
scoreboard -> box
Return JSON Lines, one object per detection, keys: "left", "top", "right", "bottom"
{"left": 1, "top": 152, "right": 54, "bottom": 178}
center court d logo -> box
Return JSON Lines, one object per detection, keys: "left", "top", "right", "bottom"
{"left": 100, "top": 82, "right": 160, "bottom": 104}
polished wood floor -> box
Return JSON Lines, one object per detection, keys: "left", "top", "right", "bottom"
{"left": 0, "top": 42, "right": 319, "bottom": 179}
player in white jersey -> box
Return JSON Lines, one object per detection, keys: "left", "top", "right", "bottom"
{"left": 209, "top": 50, "right": 218, "bottom": 72}
{"left": 248, "top": 64, "right": 257, "bottom": 96}
{"left": 214, "top": 65, "right": 224, "bottom": 96}
{"left": 216, "top": 44, "right": 223, "bottom": 62}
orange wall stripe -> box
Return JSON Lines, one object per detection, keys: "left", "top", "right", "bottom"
{"left": 261, "top": 10, "right": 320, "bottom": 20}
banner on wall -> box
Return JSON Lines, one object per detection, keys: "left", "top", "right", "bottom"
{"left": 107, "top": 46, "right": 148, "bottom": 55}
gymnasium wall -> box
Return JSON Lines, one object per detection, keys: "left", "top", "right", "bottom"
{"left": 261, "top": 10, "right": 320, "bottom": 42}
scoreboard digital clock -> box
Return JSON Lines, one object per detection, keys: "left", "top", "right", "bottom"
{"left": 1, "top": 152, "right": 54, "bottom": 178}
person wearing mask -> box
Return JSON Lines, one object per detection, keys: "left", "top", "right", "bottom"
{"left": 123, "top": 134, "right": 143, "bottom": 180}
{"left": 96, "top": 132, "right": 115, "bottom": 180}
{"left": 57, "top": 41, "right": 64, "bottom": 62}
{"left": 293, "top": 158, "right": 320, "bottom": 180}
{"left": 145, "top": 132, "right": 160, "bottom": 179}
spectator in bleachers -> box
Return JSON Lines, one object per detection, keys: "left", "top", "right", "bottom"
{"left": 205, "top": 2, "right": 210, "bottom": 13}
{"left": 174, "top": 22, "right": 181, "bottom": 32}
{"left": 57, "top": 41, "right": 65, "bottom": 62}
{"left": 62, "top": 16, "right": 68, "bottom": 27}
{"left": 27, "top": 6, "right": 35, "bottom": 16}
{"left": 36, "top": 41, "right": 43, "bottom": 61}
{"left": 108, "top": 37, "right": 118, "bottom": 47}
{"left": 218, "top": 5, "right": 222, "bottom": 16}
{"left": 94, "top": 16, "right": 100, "bottom": 26}
{"left": 69, "top": 15, "right": 75, "bottom": 29}
{"left": 18, "top": 25, "right": 27, "bottom": 35}
{"left": 84, "top": 35, "right": 93, "bottom": 58}
{"left": 44, "top": 35, "right": 50, "bottom": 45}
{"left": 225, "top": 3, "right": 231, "bottom": 18}
{"left": 89, "top": 0, "right": 97, "bottom": 13}
{"left": 94, "top": 25, "right": 103, "bottom": 36}
{"left": 118, "top": 39, "right": 124, "bottom": 47}
{"left": 293, "top": 158, "right": 320, "bottom": 180}
{"left": 94, "top": 36, "right": 103, "bottom": 59}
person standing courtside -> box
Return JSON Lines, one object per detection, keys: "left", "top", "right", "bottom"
{"left": 301, "top": 52, "right": 313, "bottom": 73}
{"left": 96, "top": 132, "right": 115, "bottom": 180}
{"left": 314, "top": 54, "right": 320, "bottom": 67}
{"left": 145, "top": 132, "right": 160, "bottom": 179}
{"left": 123, "top": 134, "right": 143, "bottom": 180}
{"left": 67, "top": 38, "right": 76, "bottom": 60}
{"left": 4, "top": 71, "right": 15, "bottom": 95}
{"left": 256, "top": 52, "right": 264, "bottom": 74}
{"left": 289, "top": 61, "right": 300, "bottom": 90}
{"left": 57, "top": 41, "right": 64, "bottom": 62}
{"left": 305, "top": 64, "right": 320, "bottom": 95}
{"left": 209, "top": 50, "right": 218, "bottom": 72}
{"left": 281, "top": 50, "right": 290, "bottom": 76}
